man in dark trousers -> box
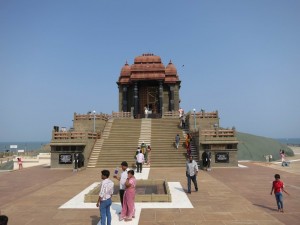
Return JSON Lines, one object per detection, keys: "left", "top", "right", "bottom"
{"left": 202, "top": 151, "right": 208, "bottom": 170}
{"left": 175, "top": 134, "right": 180, "bottom": 149}
{"left": 206, "top": 150, "right": 212, "bottom": 171}
{"left": 202, "top": 150, "right": 212, "bottom": 171}
{"left": 136, "top": 150, "right": 145, "bottom": 173}
{"left": 186, "top": 155, "right": 199, "bottom": 194}
{"left": 113, "top": 161, "right": 129, "bottom": 212}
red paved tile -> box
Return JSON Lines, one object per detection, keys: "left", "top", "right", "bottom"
{"left": 209, "top": 162, "right": 300, "bottom": 225}
{"left": 0, "top": 166, "right": 71, "bottom": 207}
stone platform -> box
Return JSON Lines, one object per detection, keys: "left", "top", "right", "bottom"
{"left": 0, "top": 158, "right": 300, "bottom": 225}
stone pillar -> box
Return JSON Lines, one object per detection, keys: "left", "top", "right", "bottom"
{"left": 159, "top": 81, "right": 163, "bottom": 114}
{"left": 170, "top": 85, "right": 175, "bottom": 111}
{"left": 131, "top": 107, "right": 134, "bottom": 119}
{"left": 118, "top": 85, "right": 122, "bottom": 112}
{"left": 134, "top": 82, "right": 138, "bottom": 116}
{"left": 122, "top": 86, "right": 128, "bottom": 112}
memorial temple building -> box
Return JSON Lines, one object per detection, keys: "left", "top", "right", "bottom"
{"left": 117, "top": 53, "right": 181, "bottom": 118}
{"left": 50, "top": 53, "right": 239, "bottom": 169}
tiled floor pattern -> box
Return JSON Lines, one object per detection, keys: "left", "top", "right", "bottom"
{"left": 60, "top": 168, "right": 193, "bottom": 224}
{"left": 1, "top": 159, "right": 300, "bottom": 224}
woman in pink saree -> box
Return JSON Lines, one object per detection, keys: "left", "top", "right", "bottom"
{"left": 120, "top": 169, "right": 136, "bottom": 221}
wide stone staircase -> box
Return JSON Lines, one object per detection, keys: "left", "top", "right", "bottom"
{"left": 150, "top": 119, "right": 190, "bottom": 167}
{"left": 90, "top": 119, "right": 141, "bottom": 168}
{"left": 138, "top": 119, "right": 151, "bottom": 147}
{"left": 87, "top": 119, "right": 113, "bottom": 168}
{"left": 88, "top": 118, "right": 198, "bottom": 168}
{"left": 182, "top": 128, "right": 198, "bottom": 160}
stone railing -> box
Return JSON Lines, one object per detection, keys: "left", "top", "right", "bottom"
{"left": 52, "top": 131, "right": 101, "bottom": 140}
{"left": 201, "top": 129, "right": 235, "bottom": 137}
{"left": 74, "top": 113, "right": 110, "bottom": 121}
{"left": 163, "top": 111, "right": 179, "bottom": 118}
{"left": 112, "top": 111, "right": 131, "bottom": 118}
{"left": 191, "top": 111, "right": 218, "bottom": 119}
{"left": 200, "top": 129, "right": 237, "bottom": 142}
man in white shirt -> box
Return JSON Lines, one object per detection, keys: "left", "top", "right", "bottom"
{"left": 113, "top": 161, "right": 129, "bottom": 210}
{"left": 136, "top": 150, "right": 144, "bottom": 173}
{"left": 178, "top": 107, "right": 184, "bottom": 118}
{"left": 186, "top": 155, "right": 199, "bottom": 194}
{"left": 96, "top": 170, "right": 114, "bottom": 225}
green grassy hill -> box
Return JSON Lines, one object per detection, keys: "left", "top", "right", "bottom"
{"left": 0, "top": 160, "right": 13, "bottom": 170}
{"left": 237, "top": 132, "right": 294, "bottom": 161}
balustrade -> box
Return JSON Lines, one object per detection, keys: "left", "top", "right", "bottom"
{"left": 191, "top": 111, "right": 218, "bottom": 119}
{"left": 74, "top": 113, "right": 109, "bottom": 121}
{"left": 163, "top": 111, "right": 178, "bottom": 118}
{"left": 200, "top": 129, "right": 236, "bottom": 138}
{"left": 112, "top": 111, "right": 131, "bottom": 118}
{"left": 52, "top": 131, "right": 101, "bottom": 140}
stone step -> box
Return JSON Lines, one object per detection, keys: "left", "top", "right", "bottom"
{"left": 88, "top": 118, "right": 199, "bottom": 168}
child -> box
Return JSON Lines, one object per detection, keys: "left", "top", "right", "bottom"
{"left": 17, "top": 157, "right": 23, "bottom": 170}
{"left": 279, "top": 149, "right": 286, "bottom": 166}
{"left": 270, "top": 174, "right": 289, "bottom": 212}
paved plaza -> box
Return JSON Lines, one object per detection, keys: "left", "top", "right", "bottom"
{"left": 1, "top": 151, "right": 300, "bottom": 225}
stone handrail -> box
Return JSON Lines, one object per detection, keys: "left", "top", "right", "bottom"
{"left": 201, "top": 129, "right": 235, "bottom": 137}
{"left": 52, "top": 132, "right": 101, "bottom": 140}
{"left": 191, "top": 111, "right": 218, "bottom": 119}
{"left": 112, "top": 111, "right": 131, "bottom": 118}
{"left": 163, "top": 111, "right": 179, "bottom": 118}
{"left": 74, "top": 113, "right": 109, "bottom": 121}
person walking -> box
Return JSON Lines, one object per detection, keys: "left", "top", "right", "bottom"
{"left": 17, "top": 157, "right": 23, "bottom": 170}
{"left": 175, "top": 134, "right": 180, "bottom": 149}
{"left": 206, "top": 150, "right": 212, "bottom": 171}
{"left": 120, "top": 170, "right": 136, "bottom": 221}
{"left": 140, "top": 141, "right": 146, "bottom": 155}
{"left": 270, "top": 174, "right": 289, "bottom": 212}
{"left": 280, "top": 150, "right": 286, "bottom": 167}
{"left": 134, "top": 147, "right": 140, "bottom": 167}
{"left": 96, "top": 170, "right": 114, "bottom": 225}
{"left": 186, "top": 155, "right": 198, "bottom": 194}
{"left": 146, "top": 145, "right": 152, "bottom": 165}
{"left": 144, "top": 106, "right": 148, "bottom": 118}
{"left": 136, "top": 150, "right": 144, "bottom": 173}
{"left": 113, "top": 161, "right": 129, "bottom": 211}
{"left": 202, "top": 150, "right": 212, "bottom": 171}
{"left": 181, "top": 114, "right": 186, "bottom": 129}
{"left": 178, "top": 107, "right": 184, "bottom": 118}
{"left": 142, "top": 143, "right": 148, "bottom": 163}
{"left": 201, "top": 151, "right": 208, "bottom": 169}
{"left": 185, "top": 133, "right": 191, "bottom": 155}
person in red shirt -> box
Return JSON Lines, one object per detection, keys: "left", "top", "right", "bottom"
{"left": 270, "top": 174, "right": 289, "bottom": 212}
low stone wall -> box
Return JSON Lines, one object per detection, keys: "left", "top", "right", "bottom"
{"left": 50, "top": 139, "right": 96, "bottom": 169}
{"left": 13, "top": 153, "right": 51, "bottom": 170}
{"left": 85, "top": 179, "right": 171, "bottom": 203}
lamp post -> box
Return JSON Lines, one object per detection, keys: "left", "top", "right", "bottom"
{"left": 193, "top": 108, "right": 196, "bottom": 130}
{"left": 93, "top": 110, "right": 96, "bottom": 133}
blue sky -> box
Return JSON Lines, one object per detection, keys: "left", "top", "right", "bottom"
{"left": 0, "top": 0, "right": 299, "bottom": 141}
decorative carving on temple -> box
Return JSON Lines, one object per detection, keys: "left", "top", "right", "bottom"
{"left": 117, "top": 53, "right": 181, "bottom": 84}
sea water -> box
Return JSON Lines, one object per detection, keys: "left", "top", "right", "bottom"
{"left": 0, "top": 141, "right": 48, "bottom": 152}
{"left": 276, "top": 138, "right": 300, "bottom": 145}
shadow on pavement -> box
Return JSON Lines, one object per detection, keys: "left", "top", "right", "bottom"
{"left": 253, "top": 203, "right": 278, "bottom": 212}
